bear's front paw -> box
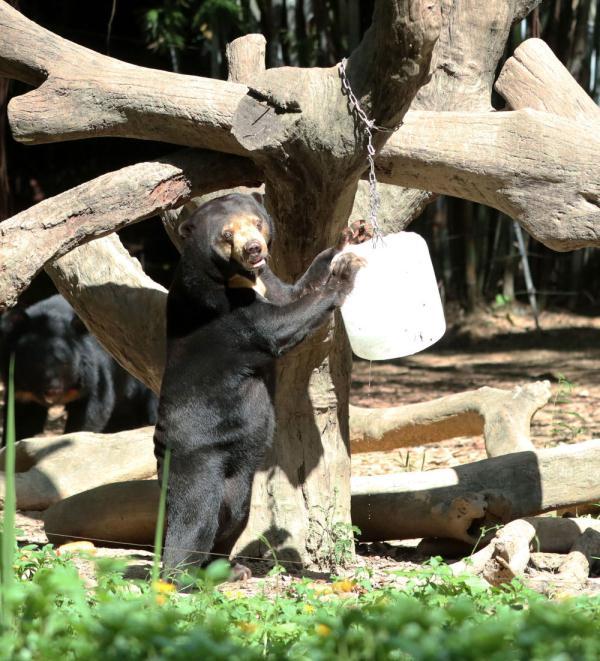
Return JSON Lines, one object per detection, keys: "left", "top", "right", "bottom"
{"left": 336, "top": 220, "right": 374, "bottom": 250}
{"left": 328, "top": 252, "right": 366, "bottom": 303}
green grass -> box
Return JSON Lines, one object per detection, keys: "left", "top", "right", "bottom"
{"left": 1, "top": 354, "right": 16, "bottom": 629}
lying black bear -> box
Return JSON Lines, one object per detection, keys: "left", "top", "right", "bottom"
{"left": 0, "top": 294, "right": 158, "bottom": 441}
{"left": 154, "top": 192, "right": 364, "bottom": 578}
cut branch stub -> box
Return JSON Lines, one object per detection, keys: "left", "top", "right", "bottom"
{"left": 0, "top": 151, "right": 261, "bottom": 310}
{"left": 226, "top": 34, "right": 266, "bottom": 83}
{"left": 350, "top": 381, "right": 550, "bottom": 457}
{"left": 495, "top": 38, "right": 600, "bottom": 123}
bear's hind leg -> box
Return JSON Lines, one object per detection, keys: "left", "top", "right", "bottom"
{"left": 161, "top": 452, "right": 225, "bottom": 577}
{"left": 211, "top": 469, "right": 254, "bottom": 579}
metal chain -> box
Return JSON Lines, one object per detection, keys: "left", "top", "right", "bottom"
{"left": 339, "top": 57, "right": 397, "bottom": 241}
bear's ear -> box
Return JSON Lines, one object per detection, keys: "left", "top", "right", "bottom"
{"left": 177, "top": 217, "right": 195, "bottom": 239}
{"left": 0, "top": 307, "right": 29, "bottom": 339}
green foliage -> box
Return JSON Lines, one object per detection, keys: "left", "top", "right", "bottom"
{"left": 0, "top": 548, "right": 599, "bottom": 659}
{"left": 141, "top": 0, "right": 244, "bottom": 56}
{"left": 308, "top": 489, "right": 361, "bottom": 570}
{"left": 492, "top": 293, "right": 513, "bottom": 310}
{"left": 550, "top": 374, "right": 588, "bottom": 442}
{"left": 0, "top": 354, "right": 16, "bottom": 628}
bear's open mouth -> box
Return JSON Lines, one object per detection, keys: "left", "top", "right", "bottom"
{"left": 247, "top": 256, "right": 266, "bottom": 269}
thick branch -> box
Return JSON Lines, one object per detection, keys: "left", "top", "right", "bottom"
{"left": 378, "top": 109, "right": 600, "bottom": 251}
{"left": 496, "top": 38, "right": 600, "bottom": 122}
{"left": 350, "top": 381, "right": 550, "bottom": 457}
{"left": 0, "top": 151, "right": 260, "bottom": 309}
{"left": 0, "top": 2, "right": 247, "bottom": 152}
{"left": 374, "top": 0, "right": 541, "bottom": 228}
{"left": 351, "top": 440, "right": 600, "bottom": 543}
{"left": 46, "top": 236, "right": 166, "bottom": 393}
{"left": 345, "top": 0, "right": 441, "bottom": 129}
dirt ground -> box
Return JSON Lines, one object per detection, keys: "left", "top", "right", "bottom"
{"left": 7, "top": 307, "right": 600, "bottom": 595}
{"left": 351, "top": 307, "right": 600, "bottom": 475}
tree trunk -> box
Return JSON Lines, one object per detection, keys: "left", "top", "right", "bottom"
{"left": 228, "top": 3, "right": 441, "bottom": 567}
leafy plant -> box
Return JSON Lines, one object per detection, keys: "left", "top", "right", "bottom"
{"left": 308, "top": 489, "right": 361, "bottom": 570}
{"left": 550, "top": 373, "right": 588, "bottom": 442}
{"left": 0, "top": 354, "right": 16, "bottom": 629}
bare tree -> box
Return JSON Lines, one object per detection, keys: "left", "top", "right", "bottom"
{"left": 1, "top": 0, "right": 600, "bottom": 568}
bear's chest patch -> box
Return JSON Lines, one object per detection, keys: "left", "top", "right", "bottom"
{"left": 227, "top": 274, "right": 267, "bottom": 298}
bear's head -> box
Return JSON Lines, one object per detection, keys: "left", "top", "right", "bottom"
{"left": 1, "top": 296, "right": 85, "bottom": 406}
{"left": 179, "top": 193, "right": 272, "bottom": 277}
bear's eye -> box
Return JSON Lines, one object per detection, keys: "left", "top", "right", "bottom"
{"left": 256, "top": 220, "right": 263, "bottom": 231}
{"left": 222, "top": 230, "right": 233, "bottom": 242}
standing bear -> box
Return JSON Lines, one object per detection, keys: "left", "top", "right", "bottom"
{"left": 154, "top": 192, "right": 364, "bottom": 579}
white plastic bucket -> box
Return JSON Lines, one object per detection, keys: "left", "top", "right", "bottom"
{"left": 339, "top": 232, "right": 446, "bottom": 360}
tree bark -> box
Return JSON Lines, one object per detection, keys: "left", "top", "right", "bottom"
{"left": 351, "top": 439, "right": 600, "bottom": 543}
{"left": 47, "top": 236, "right": 167, "bottom": 393}
{"left": 450, "top": 517, "right": 600, "bottom": 587}
{"left": 495, "top": 37, "right": 600, "bottom": 122}
{"left": 0, "top": 428, "right": 156, "bottom": 511}
{"left": 0, "top": 2, "right": 247, "bottom": 154}
{"left": 377, "top": 108, "right": 600, "bottom": 251}
{"left": 350, "top": 381, "right": 551, "bottom": 457}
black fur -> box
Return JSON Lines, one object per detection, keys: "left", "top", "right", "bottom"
{"left": 154, "top": 193, "right": 362, "bottom": 576}
{"left": 0, "top": 295, "right": 158, "bottom": 441}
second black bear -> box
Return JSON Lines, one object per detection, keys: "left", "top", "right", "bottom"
{"left": 0, "top": 295, "right": 158, "bottom": 441}
{"left": 154, "top": 193, "right": 363, "bottom": 578}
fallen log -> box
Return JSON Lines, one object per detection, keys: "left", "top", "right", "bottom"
{"left": 350, "top": 381, "right": 550, "bottom": 457}
{"left": 18, "top": 437, "right": 599, "bottom": 547}
{"left": 0, "top": 429, "right": 156, "bottom": 511}
{"left": 351, "top": 440, "right": 600, "bottom": 543}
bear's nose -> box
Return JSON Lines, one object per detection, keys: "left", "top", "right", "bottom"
{"left": 244, "top": 240, "right": 262, "bottom": 256}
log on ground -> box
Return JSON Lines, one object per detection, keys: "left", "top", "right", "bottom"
{"left": 32, "top": 439, "right": 600, "bottom": 549}
{"left": 351, "top": 440, "right": 600, "bottom": 543}
{"left": 350, "top": 381, "right": 551, "bottom": 457}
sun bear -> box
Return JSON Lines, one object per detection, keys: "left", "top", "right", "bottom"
{"left": 1, "top": 294, "right": 158, "bottom": 442}
{"left": 154, "top": 192, "right": 364, "bottom": 579}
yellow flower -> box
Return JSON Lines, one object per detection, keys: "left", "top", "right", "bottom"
{"left": 315, "top": 623, "right": 331, "bottom": 637}
{"left": 152, "top": 579, "right": 176, "bottom": 596}
{"left": 237, "top": 621, "right": 257, "bottom": 633}
{"left": 303, "top": 604, "right": 315, "bottom": 614}
{"left": 155, "top": 594, "right": 168, "bottom": 606}
{"left": 332, "top": 579, "right": 356, "bottom": 594}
